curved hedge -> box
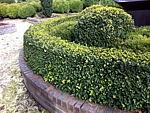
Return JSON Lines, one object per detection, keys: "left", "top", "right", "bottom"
{"left": 24, "top": 10, "right": 150, "bottom": 113}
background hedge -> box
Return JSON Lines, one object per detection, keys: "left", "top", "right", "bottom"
{"left": 23, "top": 11, "right": 150, "bottom": 112}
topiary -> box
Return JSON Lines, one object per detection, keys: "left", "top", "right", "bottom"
{"left": 53, "top": 0, "right": 70, "bottom": 13}
{"left": 40, "top": 0, "right": 53, "bottom": 17}
{"left": 18, "top": 4, "right": 36, "bottom": 18}
{"left": 6, "top": 3, "right": 20, "bottom": 18}
{"left": 81, "top": 4, "right": 102, "bottom": 15}
{"left": 81, "top": 0, "right": 95, "bottom": 9}
{"left": 29, "top": 1, "right": 42, "bottom": 12}
{"left": 50, "top": 21, "right": 77, "bottom": 41}
{"left": 71, "top": 6, "right": 134, "bottom": 47}
{"left": 0, "top": 3, "right": 8, "bottom": 17}
{"left": 69, "top": 0, "right": 83, "bottom": 13}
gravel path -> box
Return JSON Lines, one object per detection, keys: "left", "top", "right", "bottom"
{"left": 0, "top": 19, "right": 48, "bottom": 113}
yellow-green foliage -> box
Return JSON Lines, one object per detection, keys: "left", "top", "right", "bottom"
{"left": 71, "top": 6, "right": 134, "bottom": 47}
{"left": 29, "top": 1, "right": 42, "bottom": 12}
{"left": 0, "top": 3, "right": 8, "bottom": 17}
{"left": 24, "top": 14, "right": 150, "bottom": 112}
{"left": 18, "top": 4, "right": 36, "bottom": 18}
{"left": 6, "top": 3, "right": 20, "bottom": 18}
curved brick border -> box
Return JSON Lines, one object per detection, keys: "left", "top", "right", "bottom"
{"left": 0, "top": 22, "right": 17, "bottom": 35}
{"left": 19, "top": 49, "right": 136, "bottom": 113}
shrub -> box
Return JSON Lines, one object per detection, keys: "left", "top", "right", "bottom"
{"left": 101, "top": 0, "right": 120, "bottom": 7}
{"left": 6, "top": 3, "right": 20, "bottom": 18}
{"left": 0, "top": 4, "right": 8, "bottom": 17}
{"left": 81, "top": 4, "right": 102, "bottom": 15}
{"left": 24, "top": 15, "right": 150, "bottom": 112}
{"left": 29, "top": 1, "right": 42, "bottom": 12}
{"left": 40, "top": 0, "right": 53, "bottom": 17}
{"left": 71, "top": 6, "right": 134, "bottom": 47}
{"left": 123, "top": 26, "right": 150, "bottom": 52}
{"left": 0, "top": 0, "right": 15, "bottom": 4}
{"left": 53, "top": 0, "right": 70, "bottom": 13}
{"left": 50, "top": 21, "right": 77, "bottom": 41}
{"left": 81, "top": 0, "right": 95, "bottom": 8}
{"left": 18, "top": 4, "right": 36, "bottom": 18}
{"left": 69, "top": 0, "right": 83, "bottom": 12}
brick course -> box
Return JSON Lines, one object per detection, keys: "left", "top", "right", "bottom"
{"left": 19, "top": 49, "right": 137, "bottom": 113}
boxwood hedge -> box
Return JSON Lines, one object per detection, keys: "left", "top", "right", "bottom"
{"left": 23, "top": 11, "right": 150, "bottom": 112}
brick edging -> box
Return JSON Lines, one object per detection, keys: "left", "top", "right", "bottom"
{"left": 19, "top": 48, "right": 136, "bottom": 113}
{"left": 0, "top": 22, "right": 17, "bottom": 35}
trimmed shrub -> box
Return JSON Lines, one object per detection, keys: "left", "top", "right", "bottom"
{"left": 69, "top": 0, "right": 83, "bottom": 12}
{"left": 6, "top": 3, "right": 20, "bottom": 18}
{"left": 0, "top": 0, "right": 15, "bottom": 4}
{"left": 124, "top": 26, "right": 150, "bottom": 52}
{"left": 50, "top": 21, "right": 77, "bottom": 41}
{"left": 24, "top": 15, "right": 150, "bottom": 112}
{"left": 18, "top": 4, "right": 36, "bottom": 18}
{"left": 0, "top": 4, "right": 8, "bottom": 17}
{"left": 71, "top": 6, "right": 134, "bottom": 47}
{"left": 40, "top": 0, "right": 53, "bottom": 17}
{"left": 81, "top": 4, "right": 102, "bottom": 15}
{"left": 29, "top": 1, "right": 42, "bottom": 12}
{"left": 53, "top": 0, "right": 70, "bottom": 13}
{"left": 81, "top": 0, "right": 95, "bottom": 8}
{"left": 101, "top": 0, "right": 120, "bottom": 7}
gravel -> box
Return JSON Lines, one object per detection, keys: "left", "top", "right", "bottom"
{"left": 0, "top": 19, "right": 49, "bottom": 113}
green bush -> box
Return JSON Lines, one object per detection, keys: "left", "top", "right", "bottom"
{"left": 101, "top": 0, "right": 120, "bottom": 7}
{"left": 0, "top": 0, "right": 15, "bottom": 4}
{"left": 18, "top": 4, "right": 36, "bottom": 18}
{"left": 0, "top": 4, "right": 8, "bottom": 17}
{"left": 81, "top": 0, "right": 95, "bottom": 8}
{"left": 69, "top": 0, "right": 83, "bottom": 12}
{"left": 6, "top": 3, "right": 20, "bottom": 18}
{"left": 71, "top": 6, "right": 134, "bottom": 47}
{"left": 123, "top": 26, "right": 150, "bottom": 53}
{"left": 40, "top": 0, "right": 53, "bottom": 17}
{"left": 24, "top": 15, "right": 150, "bottom": 112}
{"left": 53, "top": 0, "right": 70, "bottom": 13}
{"left": 29, "top": 1, "right": 42, "bottom": 12}
{"left": 50, "top": 21, "right": 77, "bottom": 41}
{"left": 81, "top": 4, "right": 102, "bottom": 15}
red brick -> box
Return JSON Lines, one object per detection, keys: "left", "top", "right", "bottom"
{"left": 52, "top": 90, "right": 63, "bottom": 104}
{"left": 42, "top": 85, "right": 54, "bottom": 97}
{"left": 113, "top": 108, "right": 121, "bottom": 113}
{"left": 68, "top": 97, "right": 78, "bottom": 112}
{"left": 81, "top": 101, "right": 91, "bottom": 113}
{"left": 62, "top": 95, "right": 72, "bottom": 109}
{"left": 74, "top": 100, "right": 85, "bottom": 113}
{"left": 48, "top": 88, "right": 57, "bottom": 101}
{"left": 88, "top": 103, "right": 98, "bottom": 113}
{"left": 57, "top": 93, "right": 68, "bottom": 106}
{"left": 95, "top": 105, "right": 106, "bottom": 113}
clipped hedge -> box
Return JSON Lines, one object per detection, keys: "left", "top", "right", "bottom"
{"left": 69, "top": 0, "right": 83, "bottom": 12}
{"left": 24, "top": 14, "right": 150, "bottom": 112}
{"left": 6, "top": 3, "right": 20, "bottom": 18}
{"left": 71, "top": 6, "right": 134, "bottom": 47}
{"left": 29, "top": 1, "right": 42, "bottom": 12}
{"left": 0, "top": 3, "right": 8, "bottom": 17}
{"left": 18, "top": 4, "right": 36, "bottom": 18}
{"left": 124, "top": 26, "right": 150, "bottom": 53}
{"left": 53, "top": 0, "right": 70, "bottom": 13}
